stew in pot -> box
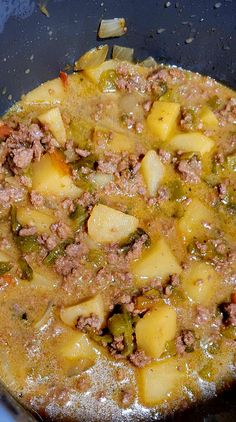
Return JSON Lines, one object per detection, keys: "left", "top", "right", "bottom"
{"left": 0, "top": 49, "right": 235, "bottom": 421}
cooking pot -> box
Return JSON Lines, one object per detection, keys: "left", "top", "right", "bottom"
{"left": 0, "top": 0, "right": 235, "bottom": 420}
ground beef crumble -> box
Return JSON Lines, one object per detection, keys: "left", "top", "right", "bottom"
{"left": 195, "top": 305, "right": 210, "bottom": 325}
{"left": 218, "top": 97, "right": 236, "bottom": 125}
{"left": 120, "top": 386, "right": 135, "bottom": 406}
{"left": 50, "top": 221, "right": 71, "bottom": 240}
{"left": 221, "top": 302, "right": 236, "bottom": 326}
{"left": 177, "top": 155, "right": 202, "bottom": 184}
{"left": 176, "top": 330, "right": 195, "bottom": 355}
{"left": 1, "top": 123, "right": 56, "bottom": 174}
{"left": 38, "top": 233, "right": 58, "bottom": 251}
{"left": 76, "top": 313, "right": 101, "bottom": 333}
{"left": 19, "top": 226, "right": 37, "bottom": 236}
{"left": 30, "top": 191, "right": 44, "bottom": 208}
{"left": 129, "top": 350, "right": 152, "bottom": 368}
{"left": 163, "top": 273, "right": 180, "bottom": 297}
{"left": 0, "top": 185, "right": 25, "bottom": 207}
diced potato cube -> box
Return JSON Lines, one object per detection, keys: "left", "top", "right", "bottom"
{"left": 178, "top": 198, "right": 214, "bottom": 242}
{"left": 109, "top": 131, "right": 135, "bottom": 153}
{"left": 17, "top": 207, "right": 55, "bottom": 234}
{"left": 84, "top": 60, "right": 117, "bottom": 84}
{"left": 31, "top": 152, "right": 82, "bottom": 198}
{"left": 137, "top": 358, "right": 185, "bottom": 406}
{"left": 60, "top": 294, "right": 106, "bottom": 328}
{"left": 182, "top": 262, "right": 219, "bottom": 306}
{"left": 23, "top": 78, "right": 65, "bottom": 105}
{"left": 60, "top": 331, "right": 97, "bottom": 372}
{"left": 38, "top": 107, "right": 66, "bottom": 146}
{"left": 90, "top": 172, "right": 114, "bottom": 188}
{"left": 31, "top": 268, "right": 59, "bottom": 290}
{"left": 88, "top": 204, "right": 139, "bottom": 243}
{"left": 147, "top": 101, "right": 180, "bottom": 141}
{"left": 135, "top": 304, "right": 177, "bottom": 358}
{"left": 170, "top": 132, "right": 214, "bottom": 155}
{"left": 199, "top": 106, "right": 218, "bottom": 129}
{"left": 141, "top": 150, "right": 165, "bottom": 196}
{"left": 60, "top": 331, "right": 97, "bottom": 360}
{"left": 132, "top": 238, "right": 181, "bottom": 280}
{"left": 93, "top": 128, "right": 135, "bottom": 153}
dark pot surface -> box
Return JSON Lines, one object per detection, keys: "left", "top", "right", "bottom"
{"left": 0, "top": 0, "right": 235, "bottom": 421}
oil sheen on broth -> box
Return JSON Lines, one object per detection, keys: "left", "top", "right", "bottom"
{"left": 0, "top": 53, "right": 235, "bottom": 421}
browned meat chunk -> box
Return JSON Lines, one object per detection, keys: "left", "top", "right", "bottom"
{"left": 30, "top": 191, "right": 44, "bottom": 208}
{"left": 76, "top": 313, "right": 101, "bottom": 333}
{"left": 195, "top": 305, "right": 210, "bottom": 325}
{"left": 176, "top": 330, "right": 195, "bottom": 355}
{"left": 19, "top": 226, "right": 37, "bottom": 236}
{"left": 109, "top": 336, "right": 125, "bottom": 356}
{"left": 129, "top": 350, "right": 152, "bottom": 368}
{"left": 219, "top": 97, "right": 236, "bottom": 125}
{"left": 50, "top": 221, "right": 71, "bottom": 240}
{"left": 177, "top": 155, "right": 201, "bottom": 184}
{"left": 221, "top": 302, "right": 236, "bottom": 326}
{"left": 2, "top": 123, "right": 56, "bottom": 174}
{"left": 0, "top": 186, "right": 24, "bottom": 207}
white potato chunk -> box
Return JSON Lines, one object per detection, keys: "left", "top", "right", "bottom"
{"left": 17, "top": 207, "right": 55, "bottom": 234}
{"left": 60, "top": 332, "right": 97, "bottom": 360}
{"left": 182, "top": 262, "right": 219, "bottom": 305}
{"left": 32, "top": 152, "right": 82, "bottom": 198}
{"left": 141, "top": 150, "right": 165, "bottom": 196}
{"left": 59, "top": 331, "right": 98, "bottom": 372}
{"left": 38, "top": 107, "right": 66, "bottom": 146}
{"left": 60, "top": 294, "right": 106, "bottom": 328}
{"left": 88, "top": 204, "right": 139, "bottom": 243}
{"left": 178, "top": 198, "right": 214, "bottom": 242}
{"left": 135, "top": 304, "right": 177, "bottom": 358}
{"left": 137, "top": 358, "right": 185, "bottom": 406}
{"left": 132, "top": 238, "right": 181, "bottom": 280}
{"left": 31, "top": 268, "right": 59, "bottom": 290}
{"left": 147, "top": 101, "right": 180, "bottom": 141}
{"left": 23, "top": 78, "right": 65, "bottom": 105}
{"left": 170, "top": 132, "right": 214, "bottom": 155}
{"left": 199, "top": 106, "right": 218, "bottom": 129}
{"left": 93, "top": 128, "right": 135, "bottom": 153}
{"left": 90, "top": 173, "right": 114, "bottom": 188}
{"left": 84, "top": 59, "right": 117, "bottom": 84}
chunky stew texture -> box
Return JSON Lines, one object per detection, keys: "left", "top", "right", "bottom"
{"left": 0, "top": 54, "right": 236, "bottom": 421}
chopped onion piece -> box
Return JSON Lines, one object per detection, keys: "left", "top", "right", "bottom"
{"left": 98, "top": 18, "right": 127, "bottom": 39}
{"left": 140, "top": 56, "right": 158, "bottom": 68}
{"left": 74, "top": 45, "right": 109, "bottom": 71}
{"left": 112, "top": 45, "right": 134, "bottom": 62}
{"left": 34, "top": 303, "right": 53, "bottom": 330}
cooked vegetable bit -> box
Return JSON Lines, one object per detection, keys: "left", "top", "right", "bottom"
{"left": 69, "top": 205, "right": 88, "bottom": 229}
{"left": 74, "top": 45, "right": 109, "bottom": 71}
{"left": 19, "top": 257, "right": 33, "bottom": 281}
{"left": 112, "top": 45, "right": 134, "bottom": 62}
{"left": 11, "top": 206, "right": 21, "bottom": 234}
{"left": 14, "top": 235, "right": 40, "bottom": 254}
{"left": 98, "top": 18, "right": 127, "bottom": 39}
{"left": 0, "top": 262, "right": 13, "bottom": 276}
{"left": 43, "top": 239, "right": 73, "bottom": 265}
